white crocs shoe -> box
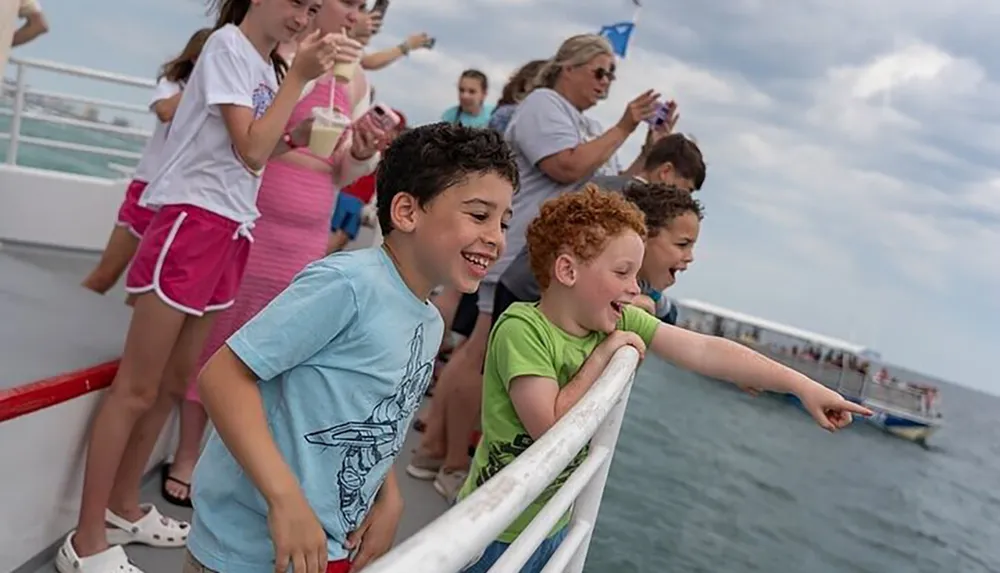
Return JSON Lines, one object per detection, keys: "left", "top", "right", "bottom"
{"left": 105, "top": 503, "right": 189, "bottom": 547}
{"left": 55, "top": 533, "right": 143, "bottom": 573}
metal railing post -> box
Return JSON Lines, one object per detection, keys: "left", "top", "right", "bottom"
{"left": 563, "top": 359, "right": 638, "bottom": 573}
{"left": 7, "top": 63, "right": 26, "bottom": 165}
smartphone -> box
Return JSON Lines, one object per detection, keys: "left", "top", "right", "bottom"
{"left": 645, "top": 100, "right": 676, "bottom": 127}
{"left": 371, "top": 0, "right": 390, "bottom": 15}
{"left": 355, "top": 103, "right": 401, "bottom": 133}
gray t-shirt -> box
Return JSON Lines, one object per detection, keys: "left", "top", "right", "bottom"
{"left": 500, "top": 174, "right": 640, "bottom": 301}
{"left": 484, "top": 88, "right": 621, "bottom": 286}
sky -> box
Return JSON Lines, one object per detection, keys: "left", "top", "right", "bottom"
{"left": 10, "top": 0, "right": 1000, "bottom": 394}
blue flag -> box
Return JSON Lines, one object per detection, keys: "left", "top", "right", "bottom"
{"left": 599, "top": 21, "right": 636, "bottom": 58}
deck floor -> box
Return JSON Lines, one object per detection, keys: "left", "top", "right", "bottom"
{"left": 28, "top": 423, "right": 448, "bottom": 573}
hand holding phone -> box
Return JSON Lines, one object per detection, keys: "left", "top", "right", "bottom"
{"left": 354, "top": 103, "right": 401, "bottom": 134}
{"left": 645, "top": 99, "right": 677, "bottom": 128}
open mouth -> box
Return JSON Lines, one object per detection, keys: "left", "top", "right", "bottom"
{"left": 609, "top": 300, "right": 626, "bottom": 316}
{"left": 462, "top": 252, "right": 493, "bottom": 277}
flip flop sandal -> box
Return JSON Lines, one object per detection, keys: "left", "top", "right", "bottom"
{"left": 105, "top": 504, "right": 189, "bottom": 547}
{"left": 160, "top": 464, "right": 193, "bottom": 508}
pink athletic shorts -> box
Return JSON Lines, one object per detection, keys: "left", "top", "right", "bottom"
{"left": 125, "top": 204, "right": 252, "bottom": 316}
{"left": 115, "top": 179, "right": 156, "bottom": 238}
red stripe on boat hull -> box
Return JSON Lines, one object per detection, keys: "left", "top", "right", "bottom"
{"left": 0, "top": 360, "right": 119, "bottom": 422}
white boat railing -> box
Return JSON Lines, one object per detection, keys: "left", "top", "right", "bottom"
{"left": 1, "top": 56, "right": 154, "bottom": 167}
{"left": 367, "top": 346, "right": 641, "bottom": 573}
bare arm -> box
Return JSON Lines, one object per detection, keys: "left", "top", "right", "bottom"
{"left": 219, "top": 71, "right": 308, "bottom": 172}
{"left": 361, "top": 45, "right": 407, "bottom": 71}
{"left": 536, "top": 124, "right": 630, "bottom": 185}
{"left": 649, "top": 324, "right": 813, "bottom": 394}
{"left": 199, "top": 346, "right": 304, "bottom": 504}
{"left": 508, "top": 346, "right": 616, "bottom": 440}
{"left": 11, "top": 11, "right": 48, "bottom": 47}
{"left": 152, "top": 92, "right": 183, "bottom": 123}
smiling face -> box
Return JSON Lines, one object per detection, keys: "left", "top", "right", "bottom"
{"left": 640, "top": 212, "right": 700, "bottom": 291}
{"left": 558, "top": 230, "right": 645, "bottom": 334}
{"left": 406, "top": 172, "right": 514, "bottom": 294}
{"left": 564, "top": 53, "right": 615, "bottom": 109}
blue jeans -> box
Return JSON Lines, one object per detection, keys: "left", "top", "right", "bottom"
{"left": 462, "top": 527, "right": 569, "bottom": 573}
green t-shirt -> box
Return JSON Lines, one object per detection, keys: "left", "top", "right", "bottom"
{"left": 457, "top": 302, "right": 660, "bottom": 543}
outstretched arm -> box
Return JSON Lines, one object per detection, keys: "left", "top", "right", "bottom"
{"left": 648, "top": 323, "right": 872, "bottom": 430}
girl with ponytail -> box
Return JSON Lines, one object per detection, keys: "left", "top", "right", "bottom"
{"left": 82, "top": 27, "right": 212, "bottom": 295}
{"left": 55, "top": 1, "right": 354, "bottom": 572}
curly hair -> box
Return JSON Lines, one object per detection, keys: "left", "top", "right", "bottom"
{"left": 526, "top": 185, "right": 647, "bottom": 290}
{"left": 376, "top": 123, "right": 519, "bottom": 234}
{"left": 622, "top": 182, "right": 704, "bottom": 237}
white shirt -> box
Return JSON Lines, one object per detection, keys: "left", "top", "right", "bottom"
{"left": 132, "top": 78, "right": 182, "bottom": 183}
{"left": 140, "top": 24, "right": 278, "bottom": 224}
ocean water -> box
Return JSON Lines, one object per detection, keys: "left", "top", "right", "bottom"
{"left": 587, "top": 358, "right": 1000, "bottom": 573}
{"left": 0, "top": 106, "right": 143, "bottom": 179}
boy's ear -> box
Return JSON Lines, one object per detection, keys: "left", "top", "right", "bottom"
{"left": 654, "top": 161, "right": 675, "bottom": 182}
{"left": 389, "top": 192, "right": 419, "bottom": 233}
{"left": 552, "top": 253, "right": 577, "bottom": 287}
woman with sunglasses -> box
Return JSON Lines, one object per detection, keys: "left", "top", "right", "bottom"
{"left": 407, "top": 33, "right": 663, "bottom": 504}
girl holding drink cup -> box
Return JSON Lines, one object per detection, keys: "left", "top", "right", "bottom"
{"left": 162, "top": 0, "right": 391, "bottom": 510}
{"left": 55, "top": 1, "right": 347, "bottom": 571}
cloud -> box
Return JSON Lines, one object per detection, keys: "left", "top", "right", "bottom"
{"left": 23, "top": 0, "right": 1000, "bottom": 394}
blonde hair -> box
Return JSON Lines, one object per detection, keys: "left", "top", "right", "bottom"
{"left": 533, "top": 34, "right": 614, "bottom": 91}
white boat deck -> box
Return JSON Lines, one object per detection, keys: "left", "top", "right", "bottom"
{"left": 2, "top": 243, "right": 450, "bottom": 573}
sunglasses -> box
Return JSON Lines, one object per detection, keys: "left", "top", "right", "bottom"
{"left": 592, "top": 66, "right": 616, "bottom": 82}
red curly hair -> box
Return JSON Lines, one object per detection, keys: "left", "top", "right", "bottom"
{"left": 526, "top": 185, "right": 647, "bottom": 290}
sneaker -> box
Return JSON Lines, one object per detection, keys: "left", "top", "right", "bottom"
{"left": 433, "top": 468, "right": 468, "bottom": 504}
{"left": 405, "top": 450, "right": 443, "bottom": 480}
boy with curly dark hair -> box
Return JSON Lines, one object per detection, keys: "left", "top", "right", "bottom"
{"left": 187, "top": 123, "right": 517, "bottom": 573}
{"left": 457, "top": 186, "right": 871, "bottom": 573}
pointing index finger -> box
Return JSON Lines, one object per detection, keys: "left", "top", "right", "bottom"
{"left": 842, "top": 401, "right": 874, "bottom": 417}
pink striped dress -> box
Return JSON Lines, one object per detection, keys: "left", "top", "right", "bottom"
{"left": 185, "top": 79, "right": 352, "bottom": 402}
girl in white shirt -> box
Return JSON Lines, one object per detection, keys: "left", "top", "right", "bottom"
{"left": 56, "top": 1, "right": 351, "bottom": 572}
{"left": 81, "top": 27, "right": 212, "bottom": 295}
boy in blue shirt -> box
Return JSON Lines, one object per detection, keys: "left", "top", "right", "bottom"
{"left": 186, "top": 123, "right": 518, "bottom": 573}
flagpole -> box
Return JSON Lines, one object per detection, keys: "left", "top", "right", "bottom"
{"left": 629, "top": 2, "right": 641, "bottom": 41}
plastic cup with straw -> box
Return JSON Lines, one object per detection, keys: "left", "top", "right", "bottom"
{"left": 309, "top": 28, "right": 354, "bottom": 157}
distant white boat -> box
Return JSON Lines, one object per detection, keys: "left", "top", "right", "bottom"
{"left": 676, "top": 299, "right": 942, "bottom": 445}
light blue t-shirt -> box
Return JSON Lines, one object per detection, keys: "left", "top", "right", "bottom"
{"left": 187, "top": 247, "right": 444, "bottom": 573}
{"left": 441, "top": 104, "right": 494, "bottom": 128}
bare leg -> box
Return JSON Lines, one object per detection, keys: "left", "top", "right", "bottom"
{"left": 71, "top": 293, "right": 186, "bottom": 556}
{"left": 82, "top": 226, "right": 139, "bottom": 294}
{"left": 108, "top": 312, "right": 215, "bottom": 520}
{"left": 164, "top": 399, "right": 209, "bottom": 501}
{"left": 442, "top": 314, "right": 491, "bottom": 471}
